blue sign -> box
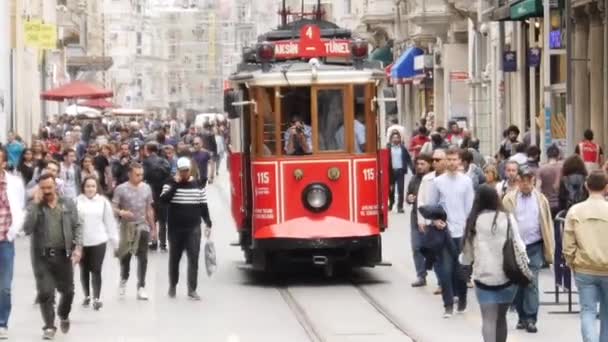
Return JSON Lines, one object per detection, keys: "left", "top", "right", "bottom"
{"left": 528, "top": 48, "right": 541, "bottom": 68}
{"left": 503, "top": 51, "right": 517, "bottom": 72}
{"left": 549, "top": 30, "right": 562, "bottom": 49}
{"left": 544, "top": 108, "right": 552, "bottom": 148}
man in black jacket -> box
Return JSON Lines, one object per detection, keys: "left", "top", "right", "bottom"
{"left": 143, "top": 142, "right": 171, "bottom": 251}
{"left": 406, "top": 154, "right": 432, "bottom": 287}
{"left": 160, "top": 157, "right": 212, "bottom": 300}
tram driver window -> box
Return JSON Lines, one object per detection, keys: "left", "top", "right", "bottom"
{"left": 281, "top": 88, "right": 312, "bottom": 155}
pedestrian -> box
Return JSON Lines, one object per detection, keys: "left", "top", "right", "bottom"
{"left": 483, "top": 164, "right": 500, "bottom": 189}
{"left": 502, "top": 166, "right": 554, "bottom": 333}
{"left": 59, "top": 149, "right": 81, "bottom": 201}
{"left": 416, "top": 148, "right": 448, "bottom": 295}
{"left": 113, "top": 162, "right": 156, "bottom": 301}
{"left": 408, "top": 126, "right": 429, "bottom": 158}
{"left": 202, "top": 123, "right": 218, "bottom": 184}
{"left": 575, "top": 129, "right": 603, "bottom": 172}
{"left": 160, "top": 157, "right": 212, "bottom": 300}
{"left": 526, "top": 145, "right": 541, "bottom": 173}
{"left": 23, "top": 173, "right": 82, "bottom": 340}
{"left": 496, "top": 161, "right": 519, "bottom": 198}
{"left": 386, "top": 117, "right": 406, "bottom": 144}
{"left": 388, "top": 132, "right": 414, "bottom": 213}
{"left": 535, "top": 145, "right": 561, "bottom": 219}
{"left": 461, "top": 149, "right": 485, "bottom": 190}
{"left": 76, "top": 176, "right": 119, "bottom": 311}
{"left": 111, "top": 142, "right": 131, "bottom": 186}
{"left": 420, "top": 131, "right": 449, "bottom": 156}
{"left": 461, "top": 185, "right": 525, "bottom": 342}
{"left": 5, "top": 133, "right": 24, "bottom": 171}
{"left": 428, "top": 147, "right": 475, "bottom": 317}
{"left": 498, "top": 125, "right": 521, "bottom": 159}
{"left": 80, "top": 155, "right": 99, "bottom": 180}
{"left": 191, "top": 136, "right": 211, "bottom": 187}
{"left": 563, "top": 170, "right": 608, "bottom": 342}
{"left": 406, "top": 153, "right": 432, "bottom": 287}
{"left": 446, "top": 120, "right": 464, "bottom": 146}
{"left": 142, "top": 142, "right": 171, "bottom": 252}
{"left": 558, "top": 155, "right": 589, "bottom": 214}
{"left": 0, "top": 148, "right": 26, "bottom": 340}
{"left": 508, "top": 143, "right": 528, "bottom": 166}
{"left": 16, "top": 148, "right": 35, "bottom": 186}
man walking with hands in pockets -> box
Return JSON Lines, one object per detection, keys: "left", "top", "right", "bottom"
{"left": 161, "top": 157, "right": 212, "bottom": 300}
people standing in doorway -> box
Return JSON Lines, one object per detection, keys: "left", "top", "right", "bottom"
{"left": 428, "top": 147, "right": 475, "bottom": 317}
{"left": 575, "top": 129, "right": 603, "bottom": 172}
{"left": 112, "top": 163, "right": 156, "bottom": 301}
{"left": 461, "top": 185, "right": 525, "bottom": 342}
{"left": 23, "top": 173, "right": 82, "bottom": 340}
{"left": 388, "top": 132, "right": 413, "bottom": 213}
{"left": 76, "top": 177, "right": 119, "bottom": 311}
{"left": 406, "top": 153, "right": 432, "bottom": 287}
{"left": 0, "top": 148, "right": 26, "bottom": 340}
{"left": 161, "top": 157, "right": 212, "bottom": 300}
{"left": 563, "top": 170, "right": 608, "bottom": 342}
{"left": 502, "top": 167, "right": 554, "bottom": 333}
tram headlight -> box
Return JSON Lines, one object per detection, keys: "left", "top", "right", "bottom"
{"left": 302, "top": 183, "right": 332, "bottom": 213}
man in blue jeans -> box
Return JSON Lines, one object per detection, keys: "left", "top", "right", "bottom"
{"left": 563, "top": 170, "right": 608, "bottom": 342}
{"left": 0, "top": 148, "right": 27, "bottom": 339}
{"left": 503, "top": 166, "right": 554, "bottom": 333}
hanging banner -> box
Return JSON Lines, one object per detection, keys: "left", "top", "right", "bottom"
{"left": 503, "top": 51, "right": 517, "bottom": 72}
{"left": 528, "top": 47, "right": 541, "bottom": 68}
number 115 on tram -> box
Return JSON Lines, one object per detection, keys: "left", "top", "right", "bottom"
{"left": 224, "top": 21, "right": 395, "bottom": 273}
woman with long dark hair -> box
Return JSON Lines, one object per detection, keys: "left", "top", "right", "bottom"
{"left": 16, "top": 148, "right": 35, "bottom": 186}
{"left": 76, "top": 176, "right": 119, "bottom": 310}
{"left": 461, "top": 185, "right": 526, "bottom": 342}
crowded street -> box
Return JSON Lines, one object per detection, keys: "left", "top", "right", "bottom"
{"left": 6, "top": 171, "right": 583, "bottom": 342}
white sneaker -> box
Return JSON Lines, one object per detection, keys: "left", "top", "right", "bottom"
{"left": 0, "top": 327, "right": 8, "bottom": 340}
{"left": 137, "top": 287, "right": 149, "bottom": 301}
{"left": 119, "top": 280, "right": 127, "bottom": 296}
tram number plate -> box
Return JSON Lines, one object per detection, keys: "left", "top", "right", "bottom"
{"left": 362, "top": 168, "right": 375, "bottom": 181}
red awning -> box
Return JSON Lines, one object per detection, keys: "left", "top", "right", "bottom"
{"left": 41, "top": 81, "right": 113, "bottom": 101}
{"left": 81, "top": 98, "right": 115, "bottom": 109}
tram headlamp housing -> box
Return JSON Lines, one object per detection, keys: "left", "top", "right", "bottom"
{"left": 302, "top": 183, "right": 332, "bottom": 213}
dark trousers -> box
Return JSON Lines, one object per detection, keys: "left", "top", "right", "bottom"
{"left": 435, "top": 237, "right": 467, "bottom": 308}
{"left": 32, "top": 250, "right": 74, "bottom": 330}
{"left": 120, "top": 231, "right": 149, "bottom": 288}
{"left": 80, "top": 243, "right": 106, "bottom": 299}
{"left": 157, "top": 206, "right": 168, "bottom": 249}
{"left": 410, "top": 223, "right": 427, "bottom": 280}
{"left": 168, "top": 226, "right": 202, "bottom": 291}
{"left": 389, "top": 168, "right": 406, "bottom": 210}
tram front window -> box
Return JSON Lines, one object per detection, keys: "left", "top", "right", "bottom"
{"left": 284, "top": 115, "right": 312, "bottom": 155}
{"left": 282, "top": 87, "right": 312, "bottom": 155}
{"left": 318, "top": 89, "right": 345, "bottom": 152}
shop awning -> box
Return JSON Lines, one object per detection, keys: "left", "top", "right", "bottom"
{"left": 41, "top": 81, "right": 113, "bottom": 101}
{"left": 510, "top": 0, "right": 543, "bottom": 20}
{"left": 391, "top": 47, "right": 424, "bottom": 80}
{"left": 369, "top": 46, "right": 393, "bottom": 67}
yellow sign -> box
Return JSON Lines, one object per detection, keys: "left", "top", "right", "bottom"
{"left": 23, "top": 20, "right": 57, "bottom": 50}
{"left": 24, "top": 19, "right": 41, "bottom": 47}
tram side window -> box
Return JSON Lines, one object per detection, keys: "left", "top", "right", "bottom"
{"left": 318, "top": 89, "right": 345, "bottom": 152}
{"left": 353, "top": 85, "right": 367, "bottom": 153}
{"left": 281, "top": 87, "right": 312, "bottom": 155}
{"left": 257, "top": 87, "right": 277, "bottom": 156}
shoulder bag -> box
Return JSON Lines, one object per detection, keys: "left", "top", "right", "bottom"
{"left": 503, "top": 214, "right": 533, "bottom": 286}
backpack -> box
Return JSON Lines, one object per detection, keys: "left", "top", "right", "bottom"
{"left": 563, "top": 174, "right": 587, "bottom": 209}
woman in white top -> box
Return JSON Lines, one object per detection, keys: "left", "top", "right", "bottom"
{"left": 76, "top": 176, "right": 119, "bottom": 310}
{"left": 460, "top": 184, "right": 527, "bottom": 342}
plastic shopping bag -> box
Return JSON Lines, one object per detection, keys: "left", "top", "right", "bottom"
{"left": 204, "top": 239, "right": 217, "bottom": 277}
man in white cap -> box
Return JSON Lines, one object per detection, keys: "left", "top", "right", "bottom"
{"left": 160, "top": 157, "right": 212, "bottom": 300}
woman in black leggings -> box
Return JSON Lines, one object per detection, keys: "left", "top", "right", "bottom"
{"left": 76, "top": 176, "right": 119, "bottom": 310}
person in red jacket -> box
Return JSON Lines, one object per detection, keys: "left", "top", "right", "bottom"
{"left": 408, "top": 126, "right": 429, "bottom": 158}
{"left": 575, "top": 129, "right": 603, "bottom": 172}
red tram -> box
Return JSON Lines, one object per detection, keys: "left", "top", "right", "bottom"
{"left": 225, "top": 16, "right": 393, "bottom": 274}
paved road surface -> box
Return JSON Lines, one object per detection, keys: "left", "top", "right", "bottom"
{"left": 8, "top": 171, "right": 585, "bottom": 341}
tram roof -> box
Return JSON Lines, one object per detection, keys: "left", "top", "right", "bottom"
{"left": 230, "top": 60, "right": 385, "bottom": 87}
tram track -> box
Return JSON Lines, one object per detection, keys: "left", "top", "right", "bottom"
{"left": 277, "top": 275, "right": 413, "bottom": 342}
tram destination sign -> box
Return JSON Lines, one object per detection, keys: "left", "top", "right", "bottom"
{"left": 273, "top": 25, "right": 352, "bottom": 59}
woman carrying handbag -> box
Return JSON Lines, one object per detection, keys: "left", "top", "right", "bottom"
{"left": 461, "top": 185, "right": 529, "bottom": 342}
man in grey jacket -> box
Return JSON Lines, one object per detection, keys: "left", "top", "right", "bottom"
{"left": 23, "top": 173, "right": 82, "bottom": 340}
